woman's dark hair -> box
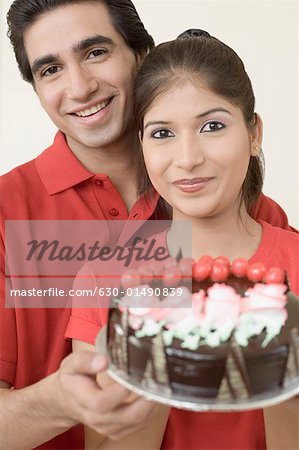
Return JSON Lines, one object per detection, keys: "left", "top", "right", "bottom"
{"left": 7, "top": 0, "right": 154, "bottom": 84}
{"left": 135, "top": 30, "right": 264, "bottom": 215}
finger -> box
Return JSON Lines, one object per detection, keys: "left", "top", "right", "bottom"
{"left": 60, "top": 351, "right": 108, "bottom": 376}
{"left": 93, "top": 400, "right": 158, "bottom": 439}
{"left": 104, "top": 424, "right": 144, "bottom": 441}
{"left": 99, "top": 396, "right": 156, "bottom": 428}
{"left": 93, "top": 382, "right": 138, "bottom": 412}
{"left": 96, "top": 372, "right": 140, "bottom": 403}
{"left": 95, "top": 326, "right": 107, "bottom": 356}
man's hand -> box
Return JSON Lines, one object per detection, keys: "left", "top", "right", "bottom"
{"left": 55, "top": 350, "right": 159, "bottom": 441}
{"left": 0, "top": 350, "right": 159, "bottom": 449}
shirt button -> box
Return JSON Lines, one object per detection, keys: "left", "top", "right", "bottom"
{"left": 94, "top": 180, "right": 103, "bottom": 187}
{"left": 109, "top": 208, "right": 119, "bottom": 217}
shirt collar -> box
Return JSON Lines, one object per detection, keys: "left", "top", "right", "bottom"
{"left": 35, "top": 131, "right": 160, "bottom": 216}
{"left": 35, "top": 131, "right": 94, "bottom": 195}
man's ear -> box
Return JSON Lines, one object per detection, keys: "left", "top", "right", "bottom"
{"left": 250, "top": 113, "right": 263, "bottom": 156}
{"left": 135, "top": 49, "right": 148, "bottom": 67}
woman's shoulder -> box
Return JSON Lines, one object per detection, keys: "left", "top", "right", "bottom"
{"left": 259, "top": 220, "right": 299, "bottom": 294}
{"left": 261, "top": 219, "right": 299, "bottom": 245}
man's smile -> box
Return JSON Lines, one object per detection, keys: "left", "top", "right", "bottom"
{"left": 70, "top": 97, "right": 113, "bottom": 117}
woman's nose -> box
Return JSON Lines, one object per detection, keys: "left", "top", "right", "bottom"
{"left": 173, "top": 136, "right": 205, "bottom": 171}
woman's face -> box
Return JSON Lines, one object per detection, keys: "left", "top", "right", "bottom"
{"left": 141, "top": 80, "right": 260, "bottom": 221}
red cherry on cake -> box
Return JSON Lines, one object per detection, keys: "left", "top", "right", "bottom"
{"left": 121, "top": 270, "right": 141, "bottom": 289}
{"left": 214, "top": 256, "right": 230, "bottom": 268}
{"left": 193, "top": 261, "right": 211, "bottom": 281}
{"left": 210, "top": 260, "right": 229, "bottom": 282}
{"left": 148, "top": 261, "right": 163, "bottom": 278}
{"left": 198, "top": 255, "right": 213, "bottom": 266}
{"left": 162, "top": 265, "right": 181, "bottom": 287}
{"left": 247, "top": 262, "right": 267, "bottom": 282}
{"left": 164, "top": 257, "right": 178, "bottom": 269}
{"left": 231, "top": 258, "right": 248, "bottom": 278}
{"left": 138, "top": 266, "right": 154, "bottom": 284}
{"left": 178, "top": 257, "right": 193, "bottom": 277}
{"left": 264, "top": 267, "right": 285, "bottom": 284}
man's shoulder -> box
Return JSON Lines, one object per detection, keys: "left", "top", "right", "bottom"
{"left": 1, "top": 158, "right": 37, "bottom": 184}
{"left": 0, "top": 137, "right": 57, "bottom": 190}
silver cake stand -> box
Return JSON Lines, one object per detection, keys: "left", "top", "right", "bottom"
{"left": 107, "top": 364, "right": 299, "bottom": 412}
{"left": 96, "top": 326, "right": 299, "bottom": 412}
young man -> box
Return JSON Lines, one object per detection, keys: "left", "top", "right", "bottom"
{"left": 0, "top": 1, "right": 161, "bottom": 449}
{"left": 0, "top": 1, "right": 295, "bottom": 449}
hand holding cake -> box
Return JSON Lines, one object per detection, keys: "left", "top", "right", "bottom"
{"left": 72, "top": 28, "right": 299, "bottom": 450}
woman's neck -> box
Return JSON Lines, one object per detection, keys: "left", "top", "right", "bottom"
{"left": 168, "top": 204, "right": 262, "bottom": 262}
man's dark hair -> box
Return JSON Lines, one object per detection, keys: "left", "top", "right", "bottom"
{"left": 7, "top": 0, "right": 155, "bottom": 83}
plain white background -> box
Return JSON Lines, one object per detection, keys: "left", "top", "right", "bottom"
{"left": 0, "top": 0, "right": 298, "bottom": 226}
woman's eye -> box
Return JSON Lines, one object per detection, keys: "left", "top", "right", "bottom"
{"left": 88, "top": 49, "right": 107, "bottom": 59}
{"left": 151, "top": 129, "right": 174, "bottom": 139}
{"left": 42, "top": 66, "right": 60, "bottom": 77}
{"left": 201, "top": 121, "right": 225, "bottom": 133}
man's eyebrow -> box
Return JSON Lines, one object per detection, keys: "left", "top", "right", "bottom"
{"left": 144, "top": 109, "right": 232, "bottom": 130}
{"left": 31, "top": 54, "right": 58, "bottom": 76}
{"left": 72, "top": 34, "right": 114, "bottom": 53}
{"left": 31, "top": 35, "right": 114, "bottom": 76}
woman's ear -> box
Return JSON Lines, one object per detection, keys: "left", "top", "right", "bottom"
{"left": 250, "top": 113, "right": 263, "bottom": 156}
{"left": 138, "top": 130, "right": 143, "bottom": 144}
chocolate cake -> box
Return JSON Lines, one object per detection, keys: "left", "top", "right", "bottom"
{"left": 106, "top": 256, "right": 299, "bottom": 405}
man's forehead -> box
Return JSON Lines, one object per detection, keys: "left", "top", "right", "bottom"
{"left": 24, "top": 1, "right": 121, "bottom": 61}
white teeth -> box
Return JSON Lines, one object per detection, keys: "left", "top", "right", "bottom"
{"left": 75, "top": 99, "right": 110, "bottom": 117}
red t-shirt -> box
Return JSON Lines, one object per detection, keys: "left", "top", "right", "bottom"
{"left": 0, "top": 129, "right": 296, "bottom": 449}
{"left": 0, "top": 131, "right": 158, "bottom": 450}
{"left": 65, "top": 221, "right": 299, "bottom": 450}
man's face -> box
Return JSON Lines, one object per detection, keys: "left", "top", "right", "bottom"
{"left": 24, "top": 2, "right": 142, "bottom": 153}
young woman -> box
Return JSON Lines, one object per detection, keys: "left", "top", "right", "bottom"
{"left": 67, "top": 30, "right": 299, "bottom": 449}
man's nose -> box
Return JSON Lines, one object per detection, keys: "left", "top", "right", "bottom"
{"left": 66, "top": 65, "right": 98, "bottom": 101}
{"left": 174, "top": 135, "right": 205, "bottom": 171}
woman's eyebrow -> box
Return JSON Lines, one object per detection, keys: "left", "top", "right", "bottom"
{"left": 144, "top": 108, "right": 232, "bottom": 130}
{"left": 196, "top": 108, "right": 232, "bottom": 118}
{"left": 144, "top": 121, "right": 170, "bottom": 131}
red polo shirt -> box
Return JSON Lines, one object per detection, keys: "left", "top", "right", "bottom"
{"left": 0, "top": 131, "right": 159, "bottom": 450}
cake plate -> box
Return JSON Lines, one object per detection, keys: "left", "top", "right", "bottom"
{"left": 107, "top": 364, "right": 299, "bottom": 412}
{"left": 95, "top": 326, "right": 299, "bottom": 412}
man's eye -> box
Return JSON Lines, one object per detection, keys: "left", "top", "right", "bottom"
{"left": 88, "top": 49, "right": 107, "bottom": 59}
{"left": 201, "top": 121, "right": 225, "bottom": 133}
{"left": 151, "top": 129, "right": 174, "bottom": 139}
{"left": 42, "top": 66, "right": 60, "bottom": 77}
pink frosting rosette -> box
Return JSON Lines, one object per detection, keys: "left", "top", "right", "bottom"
{"left": 203, "top": 284, "right": 241, "bottom": 327}
{"left": 242, "top": 283, "right": 287, "bottom": 314}
{"left": 236, "top": 283, "right": 288, "bottom": 346}
{"left": 197, "top": 285, "right": 241, "bottom": 346}
{"left": 118, "top": 285, "right": 160, "bottom": 329}
{"left": 119, "top": 285, "right": 193, "bottom": 330}
{"left": 192, "top": 290, "right": 205, "bottom": 319}
{"left": 159, "top": 287, "right": 194, "bottom": 329}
